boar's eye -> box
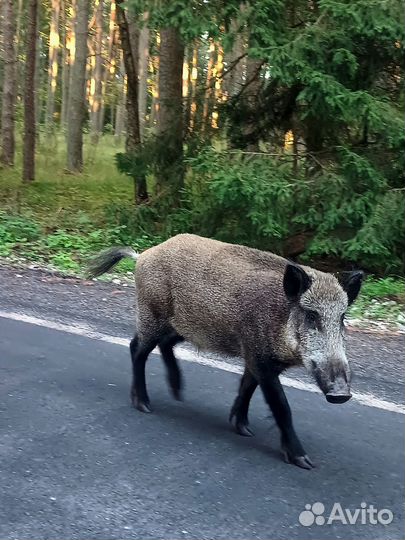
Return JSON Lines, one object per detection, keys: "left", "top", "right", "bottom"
{"left": 340, "top": 313, "right": 346, "bottom": 327}
{"left": 305, "top": 309, "right": 320, "bottom": 329}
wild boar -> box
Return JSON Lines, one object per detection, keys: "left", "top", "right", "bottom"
{"left": 88, "top": 234, "right": 363, "bottom": 469}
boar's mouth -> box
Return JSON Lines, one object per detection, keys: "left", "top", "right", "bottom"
{"left": 325, "top": 392, "right": 352, "bottom": 404}
{"left": 312, "top": 366, "right": 352, "bottom": 404}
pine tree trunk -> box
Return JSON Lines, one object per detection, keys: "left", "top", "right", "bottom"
{"left": 157, "top": 27, "right": 184, "bottom": 195}
{"left": 114, "top": 57, "right": 125, "bottom": 142}
{"left": 34, "top": 4, "right": 42, "bottom": 134}
{"left": 189, "top": 44, "right": 198, "bottom": 130}
{"left": 23, "top": 0, "right": 38, "bottom": 182}
{"left": 211, "top": 41, "right": 224, "bottom": 129}
{"left": 99, "top": 0, "right": 117, "bottom": 130}
{"left": 242, "top": 56, "right": 262, "bottom": 151}
{"left": 45, "top": 0, "right": 61, "bottom": 133}
{"left": 60, "top": 0, "right": 70, "bottom": 129}
{"left": 182, "top": 46, "right": 191, "bottom": 131}
{"left": 66, "top": 0, "right": 89, "bottom": 172}
{"left": 116, "top": 3, "right": 140, "bottom": 151}
{"left": 15, "top": 0, "right": 24, "bottom": 100}
{"left": 223, "top": 19, "right": 245, "bottom": 98}
{"left": 149, "top": 32, "right": 160, "bottom": 128}
{"left": 138, "top": 12, "right": 149, "bottom": 141}
{"left": 0, "top": 0, "right": 17, "bottom": 166}
{"left": 90, "top": 0, "right": 103, "bottom": 143}
{"left": 202, "top": 39, "right": 215, "bottom": 133}
{"left": 116, "top": 1, "right": 148, "bottom": 203}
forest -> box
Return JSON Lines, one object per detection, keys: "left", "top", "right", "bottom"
{"left": 0, "top": 0, "right": 404, "bottom": 319}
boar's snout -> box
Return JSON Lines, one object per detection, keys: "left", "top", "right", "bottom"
{"left": 325, "top": 376, "right": 352, "bottom": 404}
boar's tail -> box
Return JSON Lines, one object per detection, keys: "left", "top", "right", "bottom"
{"left": 87, "top": 247, "right": 139, "bottom": 278}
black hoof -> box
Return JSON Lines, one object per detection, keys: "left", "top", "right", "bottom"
{"left": 235, "top": 423, "right": 254, "bottom": 437}
{"left": 132, "top": 395, "right": 152, "bottom": 413}
{"left": 282, "top": 450, "right": 315, "bottom": 470}
{"left": 229, "top": 408, "right": 254, "bottom": 437}
{"left": 136, "top": 400, "right": 152, "bottom": 413}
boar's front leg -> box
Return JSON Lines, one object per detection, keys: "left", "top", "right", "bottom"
{"left": 259, "top": 369, "right": 314, "bottom": 470}
{"left": 158, "top": 333, "right": 184, "bottom": 401}
{"left": 229, "top": 368, "right": 258, "bottom": 437}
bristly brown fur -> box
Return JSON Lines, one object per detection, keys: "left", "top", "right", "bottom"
{"left": 127, "top": 234, "right": 346, "bottom": 374}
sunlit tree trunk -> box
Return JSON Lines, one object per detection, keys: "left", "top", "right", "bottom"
{"left": 0, "top": 0, "right": 17, "bottom": 166}
{"left": 64, "top": 0, "right": 77, "bottom": 131}
{"left": 45, "top": 0, "right": 61, "bottom": 133}
{"left": 15, "top": 0, "right": 24, "bottom": 99}
{"left": 149, "top": 32, "right": 160, "bottom": 128}
{"left": 60, "top": 0, "right": 70, "bottom": 128}
{"left": 89, "top": 0, "right": 103, "bottom": 143}
{"left": 182, "top": 46, "right": 191, "bottom": 130}
{"left": 202, "top": 38, "right": 215, "bottom": 133}
{"left": 66, "top": 0, "right": 89, "bottom": 172}
{"left": 138, "top": 12, "right": 149, "bottom": 140}
{"left": 156, "top": 27, "right": 184, "bottom": 195}
{"left": 209, "top": 41, "right": 224, "bottom": 129}
{"left": 34, "top": 4, "right": 42, "bottom": 134}
{"left": 23, "top": 0, "right": 38, "bottom": 182}
{"left": 100, "top": 0, "right": 117, "bottom": 130}
{"left": 189, "top": 43, "right": 198, "bottom": 130}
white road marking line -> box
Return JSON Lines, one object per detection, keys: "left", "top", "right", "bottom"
{"left": 0, "top": 310, "right": 404, "bottom": 415}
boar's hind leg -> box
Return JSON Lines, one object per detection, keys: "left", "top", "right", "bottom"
{"left": 130, "top": 334, "right": 158, "bottom": 413}
{"left": 159, "top": 334, "right": 184, "bottom": 401}
{"left": 260, "top": 372, "right": 314, "bottom": 470}
{"left": 229, "top": 368, "right": 258, "bottom": 437}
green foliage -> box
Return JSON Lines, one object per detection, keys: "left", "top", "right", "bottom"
{"left": 49, "top": 253, "right": 81, "bottom": 272}
{"left": 361, "top": 277, "right": 405, "bottom": 300}
{"left": 175, "top": 149, "right": 296, "bottom": 251}
{"left": 0, "top": 212, "right": 160, "bottom": 274}
{"left": 146, "top": 145, "right": 403, "bottom": 274}
{"left": 0, "top": 213, "right": 42, "bottom": 256}
{"left": 348, "top": 277, "right": 405, "bottom": 323}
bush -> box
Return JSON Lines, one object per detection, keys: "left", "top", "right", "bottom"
{"left": 157, "top": 147, "right": 405, "bottom": 275}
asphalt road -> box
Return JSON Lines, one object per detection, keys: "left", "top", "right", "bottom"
{"left": 0, "top": 316, "right": 404, "bottom": 540}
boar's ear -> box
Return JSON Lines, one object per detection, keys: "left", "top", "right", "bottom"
{"left": 283, "top": 263, "right": 312, "bottom": 301}
{"left": 338, "top": 270, "right": 364, "bottom": 305}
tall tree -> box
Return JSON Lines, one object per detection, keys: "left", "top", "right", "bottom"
{"left": 23, "top": 0, "right": 39, "bottom": 182}
{"left": 0, "top": 0, "right": 17, "bottom": 166}
{"left": 241, "top": 56, "right": 262, "bottom": 151}
{"left": 138, "top": 11, "right": 149, "bottom": 140}
{"left": 156, "top": 27, "right": 184, "bottom": 194}
{"left": 202, "top": 38, "right": 215, "bottom": 133}
{"left": 89, "top": 0, "right": 104, "bottom": 142}
{"left": 223, "top": 13, "right": 246, "bottom": 98}
{"left": 116, "top": 0, "right": 148, "bottom": 203}
{"left": 61, "top": 0, "right": 74, "bottom": 128}
{"left": 99, "top": 0, "right": 117, "bottom": 130}
{"left": 114, "top": 55, "right": 126, "bottom": 141}
{"left": 45, "top": 0, "right": 61, "bottom": 133}
{"left": 149, "top": 31, "right": 160, "bottom": 128}
{"left": 66, "top": 0, "right": 89, "bottom": 172}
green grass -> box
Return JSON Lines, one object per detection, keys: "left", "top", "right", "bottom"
{"left": 348, "top": 277, "right": 405, "bottom": 325}
{"left": 0, "top": 134, "right": 161, "bottom": 273}
{"left": 0, "top": 134, "right": 133, "bottom": 229}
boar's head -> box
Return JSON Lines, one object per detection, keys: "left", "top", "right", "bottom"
{"left": 283, "top": 263, "right": 363, "bottom": 403}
